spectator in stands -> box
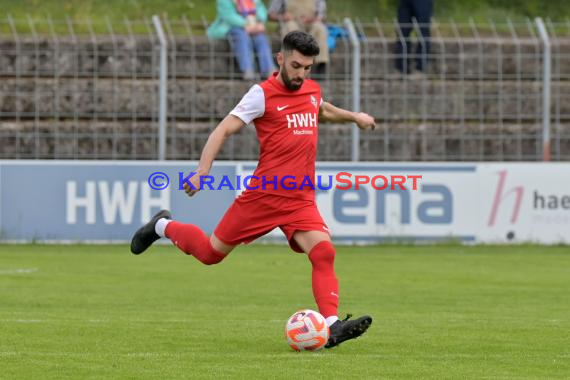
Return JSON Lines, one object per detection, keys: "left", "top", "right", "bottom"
{"left": 395, "top": 0, "right": 433, "bottom": 76}
{"left": 268, "top": 0, "right": 329, "bottom": 76}
{"left": 208, "top": 0, "right": 276, "bottom": 80}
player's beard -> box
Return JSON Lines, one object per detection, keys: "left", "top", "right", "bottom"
{"left": 281, "top": 68, "right": 303, "bottom": 91}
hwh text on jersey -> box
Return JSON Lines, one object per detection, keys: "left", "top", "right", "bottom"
{"left": 286, "top": 113, "right": 318, "bottom": 129}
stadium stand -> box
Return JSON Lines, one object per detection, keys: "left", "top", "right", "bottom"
{"left": 0, "top": 17, "right": 569, "bottom": 161}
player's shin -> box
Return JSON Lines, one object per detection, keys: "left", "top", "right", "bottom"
{"left": 308, "top": 241, "right": 339, "bottom": 324}
{"left": 164, "top": 221, "right": 227, "bottom": 265}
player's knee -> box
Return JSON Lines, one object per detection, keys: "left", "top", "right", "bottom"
{"left": 308, "top": 241, "right": 336, "bottom": 268}
{"left": 202, "top": 251, "right": 226, "bottom": 266}
{"left": 202, "top": 259, "right": 219, "bottom": 266}
{"left": 175, "top": 240, "right": 227, "bottom": 265}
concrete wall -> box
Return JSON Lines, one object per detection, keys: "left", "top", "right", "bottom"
{"left": 1, "top": 37, "right": 569, "bottom": 79}
{"left": 1, "top": 35, "right": 569, "bottom": 161}
{"left": 3, "top": 120, "right": 569, "bottom": 161}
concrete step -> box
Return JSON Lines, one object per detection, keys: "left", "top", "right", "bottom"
{"left": 1, "top": 78, "right": 569, "bottom": 122}
{"left": 2, "top": 120, "right": 569, "bottom": 161}
{"left": 1, "top": 37, "right": 569, "bottom": 80}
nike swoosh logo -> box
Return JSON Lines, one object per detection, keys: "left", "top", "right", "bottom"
{"left": 277, "top": 105, "right": 289, "bottom": 111}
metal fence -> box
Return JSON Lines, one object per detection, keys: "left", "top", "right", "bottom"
{"left": 356, "top": 18, "right": 570, "bottom": 161}
{"left": 0, "top": 16, "right": 569, "bottom": 161}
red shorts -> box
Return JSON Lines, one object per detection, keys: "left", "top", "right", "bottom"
{"left": 214, "top": 191, "right": 329, "bottom": 253}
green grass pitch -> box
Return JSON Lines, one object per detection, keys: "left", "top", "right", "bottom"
{"left": 1, "top": 244, "right": 569, "bottom": 379}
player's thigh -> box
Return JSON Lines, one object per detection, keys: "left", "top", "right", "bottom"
{"left": 211, "top": 233, "right": 236, "bottom": 255}
{"left": 214, "top": 192, "right": 282, "bottom": 252}
{"left": 292, "top": 230, "right": 331, "bottom": 254}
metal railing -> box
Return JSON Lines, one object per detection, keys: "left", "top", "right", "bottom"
{"left": 0, "top": 16, "right": 569, "bottom": 161}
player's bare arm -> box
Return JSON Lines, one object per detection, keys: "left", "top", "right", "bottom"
{"left": 183, "top": 114, "right": 246, "bottom": 197}
{"left": 319, "top": 101, "right": 376, "bottom": 130}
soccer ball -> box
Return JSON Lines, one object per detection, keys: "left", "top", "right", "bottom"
{"left": 285, "top": 309, "right": 329, "bottom": 351}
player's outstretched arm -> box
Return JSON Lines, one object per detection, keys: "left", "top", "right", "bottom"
{"left": 319, "top": 101, "right": 376, "bottom": 130}
{"left": 183, "top": 114, "right": 246, "bottom": 197}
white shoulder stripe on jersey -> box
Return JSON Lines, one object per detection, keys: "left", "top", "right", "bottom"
{"left": 229, "top": 84, "right": 265, "bottom": 126}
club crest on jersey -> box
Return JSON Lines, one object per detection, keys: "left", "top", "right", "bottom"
{"left": 310, "top": 95, "right": 318, "bottom": 109}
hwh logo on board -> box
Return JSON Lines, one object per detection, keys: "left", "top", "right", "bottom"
{"left": 66, "top": 181, "right": 170, "bottom": 225}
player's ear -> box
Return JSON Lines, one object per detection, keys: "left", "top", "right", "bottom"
{"left": 276, "top": 52, "right": 284, "bottom": 67}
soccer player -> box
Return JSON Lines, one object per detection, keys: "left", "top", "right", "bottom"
{"left": 131, "top": 31, "right": 376, "bottom": 348}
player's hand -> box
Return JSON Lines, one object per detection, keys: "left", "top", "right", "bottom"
{"left": 182, "top": 172, "right": 203, "bottom": 197}
{"left": 354, "top": 112, "right": 376, "bottom": 130}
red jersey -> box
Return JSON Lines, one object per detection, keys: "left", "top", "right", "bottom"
{"left": 230, "top": 73, "right": 322, "bottom": 200}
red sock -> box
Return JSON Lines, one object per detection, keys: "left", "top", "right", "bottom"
{"left": 165, "top": 221, "right": 227, "bottom": 265}
{"left": 308, "top": 241, "right": 339, "bottom": 318}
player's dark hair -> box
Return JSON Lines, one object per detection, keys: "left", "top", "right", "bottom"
{"left": 282, "top": 31, "right": 320, "bottom": 57}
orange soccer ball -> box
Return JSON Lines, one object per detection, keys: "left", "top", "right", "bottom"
{"left": 285, "top": 309, "right": 330, "bottom": 351}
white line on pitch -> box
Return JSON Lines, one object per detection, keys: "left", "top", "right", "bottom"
{"left": 0, "top": 268, "right": 38, "bottom": 275}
